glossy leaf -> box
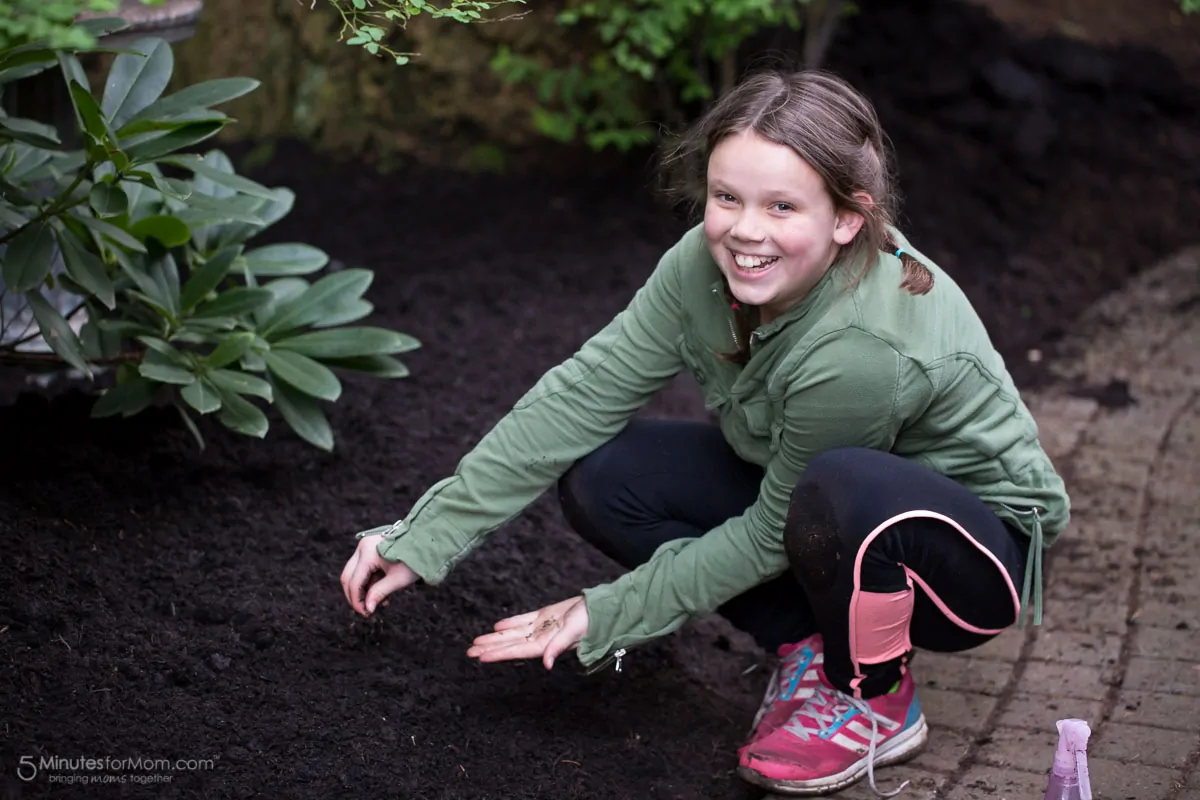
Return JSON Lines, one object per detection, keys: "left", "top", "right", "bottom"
{"left": 0, "top": 117, "right": 61, "bottom": 148}
{"left": 161, "top": 155, "right": 276, "bottom": 199}
{"left": 205, "top": 333, "right": 254, "bottom": 369}
{"left": 74, "top": 213, "right": 147, "bottom": 253}
{"left": 102, "top": 38, "right": 174, "bottom": 128}
{"left": 180, "top": 245, "right": 240, "bottom": 310}
{"left": 215, "top": 389, "right": 268, "bottom": 438}
{"left": 275, "top": 327, "right": 420, "bottom": 359}
{"left": 208, "top": 368, "right": 273, "bottom": 402}
{"left": 124, "top": 121, "right": 224, "bottom": 163}
{"left": 92, "top": 377, "right": 157, "bottom": 418}
{"left": 263, "top": 349, "right": 342, "bottom": 402}
{"left": 261, "top": 269, "right": 373, "bottom": 338}
{"left": 192, "top": 287, "right": 273, "bottom": 319}
{"left": 56, "top": 227, "right": 116, "bottom": 308}
{"left": 88, "top": 182, "right": 128, "bottom": 217}
{"left": 1, "top": 221, "right": 54, "bottom": 291}
{"left": 129, "top": 214, "right": 190, "bottom": 247}
{"left": 324, "top": 354, "right": 410, "bottom": 379}
{"left": 26, "top": 290, "right": 92, "bottom": 377}
{"left": 181, "top": 378, "right": 222, "bottom": 414}
{"left": 242, "top": 243, "right": 329, "bottom": 276}
{"left": 121, "top": 78, "right": 259, "bottom": 129}
{"left": 138, "top": 359, "right": 195, "bottom": 385}
{"left": 272, "top": 377, "right": 334, "bottom": 452}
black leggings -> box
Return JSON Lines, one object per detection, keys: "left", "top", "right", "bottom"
{"left": 558, "top": 420, "right": 1029, "bottom": 699}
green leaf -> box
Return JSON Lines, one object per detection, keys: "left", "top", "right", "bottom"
{"left": 129, "top": 214, "right": 190, "bottom": 247}
{"left": 122, "top": 78, "right": 259, "bottom": 129}
{"left": 102, "top": 38, "right": 174, "bottom": 128}
{"left": 115, "top": 109, "right": 229, "bottom": 139}
{"left": 25, "top": 290, "right": 92, "bottom": 377}
{"left": 242, "top": 243, "right": 329, "bottom": 276}
{"left": 55, "top": 227, "right": 116, "bottom": 308}
{"left": 92, "top": 377, "right": 157, "bottom": 418}
{"left": 124, "top": 121, "right": 224, "bottom": 163}
{"left": 193, "top": 286, "right": 273, "bottom": 318}
{"left": 324, "top": 354, "right": 410, "bottom": 379}
{"left": 88, "top": 182, "right": 128, "bottom": 217}
{"left": 181, "top": 378, "right": 222, "bottom": 414}
{"left": 208, "top": 368, "right": 273, "bottom": 402}
{"left": 2, "top": 221, "right": 55, "bottom": 291}
{"left": 216, "top": 389, "right": 268, "bottom": 438}
{"left": 176, "top": 402, "right": 206, "bottom": 450}
{"left": 148, "top": 253, "right": 181, "bottom": 317}
{"left": 0, "top": 117, "right": 61, "bottom": 148}
{"left": 275, "top": 327, "right": 421, "bottom": 359}
{"left": 311, "top": 298, "right": 373, "bottom": 328}
{"left": 205, "top": 333, "right": 254, "bottom": 369}
{"left": 160, "top": 155, "right": 276, "bottom": 199}
{"left": 67, "top": 79, "right": 116, "bottom": 162}
{"left": 261, "top": 268, "right": 373, "bottom": 338}
{"left": 180, "top": 244, "right": 240, "bottom": 310}
{"left": 74, "top": 213, "right": 148, "bottom": 253}
{"left": 272, "top": 378, "right": 334, "bottom": 451}
{"left": 263, "top": 349, "right": 342, "bottom": 402}
{"left": 137, "top": 336, "right": 191, "bottom": 365}
{"left": 138, "top": 360, "right": 195, "bottom": 385}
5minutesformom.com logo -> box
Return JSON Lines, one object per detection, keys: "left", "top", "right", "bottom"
{"left": 16, "top": 755, "right": 217, "bottom": 784}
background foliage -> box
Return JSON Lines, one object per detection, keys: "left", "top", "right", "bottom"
{"left": 0, "top": 24, "right": 419, "bottom": 451}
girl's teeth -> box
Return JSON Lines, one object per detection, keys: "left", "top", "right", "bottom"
{"left": 734, "top": 255, "right": 778, "bottom": 270}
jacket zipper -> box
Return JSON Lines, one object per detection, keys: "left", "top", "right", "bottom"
{"left": 712, "top": 286, "right": 738, "bottom": 349}
{"left": 584, "top": 647, "right": 627, "bottom": 675}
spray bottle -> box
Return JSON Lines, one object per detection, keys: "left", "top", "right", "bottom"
{"left": 1043, "top": 718, "right": 1092, "bottom": 800}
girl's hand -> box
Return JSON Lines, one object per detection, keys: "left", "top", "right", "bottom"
{"left": 468, "top": 595, "right": 589, "bottom": 670}
{"left": 340, "top": 533, "right": 419, "bottom": 616}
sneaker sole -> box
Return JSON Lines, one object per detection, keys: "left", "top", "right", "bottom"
{"left": 736, "top": 713, "right": 929, "bottom": 796}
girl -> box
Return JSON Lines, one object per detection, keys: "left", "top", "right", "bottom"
{"left": 340, "top": 70, "right": 1068, "bottom": 797}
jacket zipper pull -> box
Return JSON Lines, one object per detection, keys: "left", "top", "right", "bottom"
{"left": 613, "top": 648, "right": 626, "bottom": 673}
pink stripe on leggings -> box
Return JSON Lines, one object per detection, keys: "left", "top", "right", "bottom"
{"left": 846, "top": 510, "right": 1022, "bottom": 699}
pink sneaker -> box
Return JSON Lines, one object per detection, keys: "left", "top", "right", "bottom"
{"left": 742, "top": 634, "right": 825, "bottom": 748}
{"left": 738, "top": 668, "right": 928, "bottom": 797}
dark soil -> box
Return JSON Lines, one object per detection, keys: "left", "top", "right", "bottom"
{"left": 2, "top": 1, "right": 1198, "bottom": 797}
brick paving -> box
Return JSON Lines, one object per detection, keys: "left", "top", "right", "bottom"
{"left": 773, "top": 246, "right": 1200, "bottom": 799}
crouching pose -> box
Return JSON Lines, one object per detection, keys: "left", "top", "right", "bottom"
{"left": 340, "top": 69, "right": 1068, "bottom": 797}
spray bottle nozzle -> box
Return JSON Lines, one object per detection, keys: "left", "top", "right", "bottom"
{"left": 1051, "top": 719, "right": 1093, "bottom": 800}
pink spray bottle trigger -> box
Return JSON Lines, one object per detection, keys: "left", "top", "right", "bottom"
{"left": 1052, "top": 719, "right": 1093, "bottom": 800}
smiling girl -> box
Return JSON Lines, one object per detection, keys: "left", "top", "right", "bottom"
{"left": 340, "top": 71, "right": 1069, "bottom": 797}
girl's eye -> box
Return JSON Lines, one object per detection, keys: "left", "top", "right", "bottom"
{"left": 715, "top": 192, "right": 736, "bottom": 203}
{"left": 772, "top": 203, "right": 794, "bottom": 212}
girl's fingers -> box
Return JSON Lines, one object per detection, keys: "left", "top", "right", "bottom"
{"left": 339, "top": 551, "right": 359, "bottom": 608}
{"left": 473, "top": 638, "right": 545, "bottom": 663}
{"left": 493, "top": 610, "right": 540, "bottom": 631}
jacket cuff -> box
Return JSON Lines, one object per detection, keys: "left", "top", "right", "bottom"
{"left": 577, "top": 580, "right": 643, "bottom": 667}
{"left": 356, "top": 476, "right": 475, "bottom": 585}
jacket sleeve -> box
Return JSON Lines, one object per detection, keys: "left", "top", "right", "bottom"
{"left": 578, "top": 327, "right": 910, "bottom": 668}
{"left": 368, "top": 229, "right": 699, "bottom": 582}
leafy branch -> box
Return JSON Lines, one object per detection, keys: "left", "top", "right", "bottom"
{"left": 323, "top": 0, "right": 527, "bottom": 65}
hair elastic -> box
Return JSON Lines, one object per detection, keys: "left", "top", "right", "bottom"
{"left": 894, "top": 247, "right": 906, "bottom": 258}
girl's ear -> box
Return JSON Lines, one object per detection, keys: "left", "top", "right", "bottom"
{"left": 833, "top": 191, "right": 873, "bottom": 245}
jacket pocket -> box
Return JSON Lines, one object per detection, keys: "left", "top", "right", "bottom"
{"left": 739, "top": 396, "right": 772, "bottom": 439}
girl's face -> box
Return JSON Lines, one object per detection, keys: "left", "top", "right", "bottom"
{"left": 703, "top": 130, "right": 863, "bottom": 323}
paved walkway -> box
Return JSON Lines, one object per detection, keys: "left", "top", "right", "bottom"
{"left": 824, "top": 246, "right": 1200, "bottom": 799}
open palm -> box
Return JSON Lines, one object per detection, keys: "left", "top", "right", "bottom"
{"left": 467, "top": 595, "right": 589, "bottom": 670}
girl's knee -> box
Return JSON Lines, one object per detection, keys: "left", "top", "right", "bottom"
{"left": 783, "top": 466, "right": 846, "bottom": 592}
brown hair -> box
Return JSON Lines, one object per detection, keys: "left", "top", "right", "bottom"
{"left": 660, "top": 70, "right": 933, "bottom": 364}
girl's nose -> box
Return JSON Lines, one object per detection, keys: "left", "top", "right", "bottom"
{"left": 730, "top": 211, "right": 767, "bottom": 242}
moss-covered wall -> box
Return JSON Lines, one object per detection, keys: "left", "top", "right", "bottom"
{"left": 169, "top": 1, "right": 570, "bottom": 167}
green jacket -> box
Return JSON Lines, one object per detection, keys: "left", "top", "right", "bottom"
{"left": 360, "top": 224, "right": 1069, "bottom": 670}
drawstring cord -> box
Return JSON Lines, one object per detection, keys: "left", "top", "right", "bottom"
{"left": 1017, "top": 507, "right": 1044, "bottom": 628}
